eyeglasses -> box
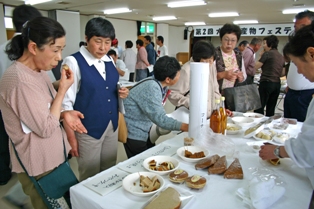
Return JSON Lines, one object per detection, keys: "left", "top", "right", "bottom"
{"left": 223, "top": 38, "right": 237, "bottom": 43}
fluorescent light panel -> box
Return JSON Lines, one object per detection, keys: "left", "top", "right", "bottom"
{"left": 233, "top": 20, "right": 258, "bottom": 24}
{"left": 208, "top": 12, "right": 239, "bottom": 17}
{"left": 282, "top": 8, "right": 314, "bottom": 14}
{"left": 153, "top": 16, "right": 177, "bottom": 21}
{"left": 185, "top": 22, "right": 205, "bottom": 26}
{"left": 24, "top": 0, "right": 52, "bottom": 5}
{"left": 168, "top": 1, "right": 206, "bottom": 8}
{"left": 103, "top": 7, "right": 131, "bottom": 15}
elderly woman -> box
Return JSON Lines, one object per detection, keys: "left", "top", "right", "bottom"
{"left": 0, "top": 17, "right": 86, "bottom": 209}
{"left": 259, "top": 22, "right": 314, "bottom": 189}
{"left": 254, "top": 35, "right": 285, "bottom": 116}
{"left": 215, "top": 23, "right": 247, "bottom": 94}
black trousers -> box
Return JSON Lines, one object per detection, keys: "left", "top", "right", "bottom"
{"left": 0, "top": 111, "right": 11, "bottom": 183}
{"left": 124, "top": 137, "right": 155, "bottom": 158}
{"left": 255, "top": 81, "right": 281, "bottom": 116}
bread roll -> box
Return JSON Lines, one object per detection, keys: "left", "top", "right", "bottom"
{"left": 144, "top": 187, "right": 181, "bottom": 209}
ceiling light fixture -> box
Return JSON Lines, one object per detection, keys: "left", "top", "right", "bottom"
{"left": 167, "top": 1, "right": 206, "bottom": 8}
{"left": 152, "top": 16, "right": 177, "bottom": 21}
{"left": 103, "top": 7, "right": 132, "bottom": 15}
{"left": 184, "top": 22, "right": 205, "bottom": 26}
{"left": 24, "top": 0, "right": 52, "bottom": 5}
{"left": 208, "top": 12, "right": 239, "bottom": 18}
{"left": 282, "top": 8, "right": 314, "bottom": 14}
{"left": 233, "top": 20, "right": 258, "bottom": 25}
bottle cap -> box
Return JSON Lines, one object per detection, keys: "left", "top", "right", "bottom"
{"left": 215, "top": 99, "right": 220, "bottom": 104}
{"left": 221, "top": 96, "right": 225, "bottom": 101}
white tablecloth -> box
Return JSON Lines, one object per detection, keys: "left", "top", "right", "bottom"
{"left": 70, "top": 122, "right": 312, "bottom": 209}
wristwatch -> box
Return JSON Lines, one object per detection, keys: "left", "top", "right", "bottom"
{"left": 273, "top": 146, "right": 282, "bottom": 158}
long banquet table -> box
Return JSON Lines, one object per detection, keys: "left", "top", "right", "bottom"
{"left": 70, "top": 121, "right": 312, "bottom": 209}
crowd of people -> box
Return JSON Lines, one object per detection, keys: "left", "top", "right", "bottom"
{"left": 0, "top": 4, "right": 313, "bottom": 209}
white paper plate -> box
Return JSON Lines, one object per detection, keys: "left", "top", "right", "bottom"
{"left": 143, "top": 156, "right": 179, "bottom": 175}
{"left": 122, "top": 172, "right": 164, "bottom": 197}
{"left": 243, "top": 112, "right": 265, "bottom": 122}
{"left": 176, "top": 146, "right": 210, "bottom": 163}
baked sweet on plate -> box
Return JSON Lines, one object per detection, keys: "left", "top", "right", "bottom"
{"left": 185, "top": 175, "right": 207, "bottom": 189}
{"left": 168, "top": 169, "right": 189, "bottom": 183}
{"left": 195, "top": 154, "right": 220, "bottom": 170}
{"left": 208, "top": 155, "right": 227, "bottom": 174}
{"left": 224, "top": 158, "right": 243, "bottom": 179}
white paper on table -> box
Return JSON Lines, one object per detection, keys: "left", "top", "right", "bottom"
{"left": 83, "top": 168, "right": 129, "bottom": 196}
{"left": 167, "top": 106, "right": 189, "bottom": 124}
{"left": 147, "top": 65, "right": 154, "bottom": 72}
{"left": 188, "top": 62, "right": 209, "bottom": 139}
{"left": 117, "top": 143, "right": 179, "bottom": 173}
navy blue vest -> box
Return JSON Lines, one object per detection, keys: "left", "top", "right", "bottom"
{"left": 72, "top": 52, "right": 119, "bottom": 139}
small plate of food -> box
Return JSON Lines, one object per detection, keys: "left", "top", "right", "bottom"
{"left": 122, "top": 172, "right": 165, "bottom": 197}
{"left": 176, "top": 146, "right": 210, "bottom": 163}
{"left": 142, "top": 156, "right": 179, "bottom": 175}
{"left": 272, "top": 132, "right": 291, "bottom": 144}
{"left": 226, "top": 123, "right": 242, "bottom": 135}
{"left": 243, "top": 112, "right": 265, "bottom": 122}
{"left": 253, "top": 130, "right": 277, "bottom": 141}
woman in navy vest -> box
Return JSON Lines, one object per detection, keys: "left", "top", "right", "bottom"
{"left": 61, "top": 17, "right": 129, "bottom": 181}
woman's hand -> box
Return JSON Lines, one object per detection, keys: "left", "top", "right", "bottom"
{"left": 236, "top": 71, "right": 244, "bottom": 82}
{"left": 226, "top": 109, "right": 233, "bottom": 117}
{"left": 58, "top": 65, "right": 74, "bottom": 93}
{"left": 224, "top": 70, "right": 237, "bottom": 82}
{"left": 119, "top": 87, "right": 129, "bottom": 99}
{"left": 68, "top": 136, "right": 79, "bottom": 157}
{"left": 63, "top": 110, "right": 87, "bottom": 134}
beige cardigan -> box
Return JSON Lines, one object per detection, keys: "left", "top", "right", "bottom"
{"left": 168, "top": 59, "right": 221, "bottom": 118}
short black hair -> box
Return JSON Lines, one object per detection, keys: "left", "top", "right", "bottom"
{"left": 295, "top": 10, "right": 314, "bottom": 21}
{"left": 192, "top": 40, "right": 216, "bottom": 62}
{"left": 13, "top": 5, "right": 42, "bottom": 32}
{"left": 85, "top": 17, "right": 115, "bottom": 41}
{"left": 107, "top": 49, "right": 117, "bottom": 56}
{"left": 219, "top": 23, "right": 242, "bottom": 41}
{"left": 136, "top": 39, "right": 144, "bottom": 46}
{"left": 157, "top": 36, "right": 164, "bottom": 43}
{"left": 238, "top": 40, "right": 249, "bottom": 47}
{"left": 263, "top": 35, "right": 279, "bottom": 49}
{"left": 284, "top": 22, "right": 314, "bottom": 60}
{"left": 144, "top": 35, "right": 151, "bottom": 42}
{"left": 154, "top": 56, "right": 181, "bottom": 81}
{"left": 125, "top": 40, "right": 133, "bottom": 48}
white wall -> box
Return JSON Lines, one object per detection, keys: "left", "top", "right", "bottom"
{"left": 0, "top": 4, "right": 7, "bottom": 43}
{"left": 55, "top": 10, "right": 80, "bottom": 58}
{"left": 168, "top": 25, "right": 190, "bottom": 57}
{"left": 156, "top": 23, "right": 169, "bottom": 50}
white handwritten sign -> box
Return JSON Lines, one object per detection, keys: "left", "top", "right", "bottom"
{"left": 117, "top": 144, "right": 179, "bottom": 173}
{"left": 83, "top": 169, "right": 129, "bottom": 196}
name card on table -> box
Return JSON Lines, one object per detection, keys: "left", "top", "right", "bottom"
{"left": 84, "top": 169, "right": 129, "bottom": 196}
{"left": 117, "top": 143, "right": 179, "bottom": 173}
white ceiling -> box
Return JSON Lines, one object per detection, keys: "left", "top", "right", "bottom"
{"left": 2, "top": 0, "right": 314, "bottom": 26}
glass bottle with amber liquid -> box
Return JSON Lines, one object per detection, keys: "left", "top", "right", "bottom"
{"left": 210, "top": 99, "right": 222, "bottom": 133}
{"left": 220, "top": 97, "right": 227, "bottom": 135}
